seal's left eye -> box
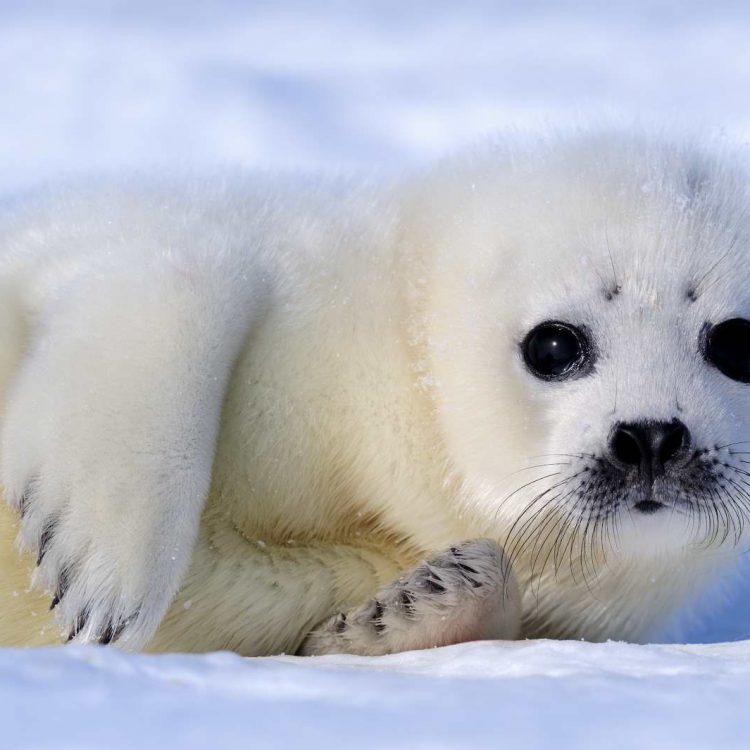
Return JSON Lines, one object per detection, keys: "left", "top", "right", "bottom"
{"left": 521, "top": 321, "right": 591, "bottom": 381}
{"left": 704, "top": 318, "right": 750, "bottom": 383}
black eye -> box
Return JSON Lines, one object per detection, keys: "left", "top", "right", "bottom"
{"left": 521, "top": 321, "right": 591, "bottom": 381}
{"left": 704, "top": 318, "right": 750, "bottom": 383}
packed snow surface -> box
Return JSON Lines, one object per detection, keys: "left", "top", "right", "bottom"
{"left": 4, "top": 640, "right": 750, "bottom": 750}
{"left": 2, "top": 1, "right": 750, "bottom": 748}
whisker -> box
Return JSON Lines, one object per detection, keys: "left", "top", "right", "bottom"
{"left": 527, "top": 452, "right": 597, "bottom": 461}
{"left": 494, "top": 471, "right": 563, "bottom": 518}
{"left": 528, "top": 499, "right": 570, "bottom": 603}
{"left": 724, "top": 476, "right": 750, "bottom": 544}
{"left": 501, "top": 473, "right": 579, "bottom": 554}
{"left": 528, "top": 481, "right": 586, "bottom": 591}
{"left": 537, "top": 484, "right": 592, "bottom": 600}
{"left": 694, "top": 240, "right": 736, "bottom": 295}
{"left": 502, "top": 462, "right": 572, "bottom": 478}
{"left": 715, "top": 441, "right": 750, "bottom": 450}
{"left": 552, "top": 502, "right": 582, "bottom": 577}
{"left": 504, "top": 485, "right": 574, "bottom": 571}
{"left": 499, "top": 479, "right": 575, "bottom": 580}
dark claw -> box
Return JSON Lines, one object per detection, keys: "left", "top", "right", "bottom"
{"left": 98, "top": 611, "right": 138, "bottom": 646}
{"left": 454, "top": 562, "right": 482, "bottom": 587}
{"left": 65, "top": 607, "right": 90, "bottom": 643}
{"left": 50, "top": 567, "right": 71, "bottom": 610}
{"left": 399, "top": 589, "right": 416, "bottom": 616}
{"left": 98, "top": 619, "right": 126, "bottom": 646}
{"left": 423, "top": 577, "right": 446, "bottom": 594}
{"left": 334, "top": 613, "right": 347, "bottom": 633}
{"left": 37, "top": 518, "right": 57, "bottom": 567}
{"left": 370, "top": 600, "right": 386, "bottom": 634}
{"left": 98, "top": 625, "right": 115, "bottom": 646}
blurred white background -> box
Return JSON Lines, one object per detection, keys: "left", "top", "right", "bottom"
{"left": 3, "top": 0, "right": 750, "bottom": 192}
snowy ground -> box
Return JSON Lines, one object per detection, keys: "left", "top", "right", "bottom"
{"left": 6, "top": 640, "right": 750, "bottom": 750}
{"left": 3, "top": 1, "right": 750, "bottom": 748}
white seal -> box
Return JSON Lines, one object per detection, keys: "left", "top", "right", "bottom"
{"left": 0, "top": 131, "right": 748, "bottom": 654}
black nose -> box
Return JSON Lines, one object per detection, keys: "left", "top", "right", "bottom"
{"left": 609, "top": 420, "right": 690, "bottom": 478}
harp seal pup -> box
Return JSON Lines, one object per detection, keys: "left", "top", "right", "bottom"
{"left": 0, "top": 131, "right": 749, "bottom": 654}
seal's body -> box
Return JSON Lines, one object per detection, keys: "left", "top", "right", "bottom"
{"left": 0, "top": 133, "right": 748, "bottom": 654}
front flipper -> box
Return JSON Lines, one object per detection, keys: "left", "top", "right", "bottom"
{"left": 2, "top": 265, "right": 260, "bottom": 648}
{"left": 299, "top": 539, "right": 521, "bottom": 656}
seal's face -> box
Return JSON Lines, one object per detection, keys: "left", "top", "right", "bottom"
{"left": 515, "top": 298, "right": 750, "bottom": 558}
{"left": 422, "top": 135, "right": 750, "bottom": 591}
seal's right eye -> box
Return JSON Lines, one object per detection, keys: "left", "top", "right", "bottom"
{"left": 521, "top": 321, "right": 591, "bottom": 381}
{"left": 703, "top": 318, "right": 750, "bottom": 383}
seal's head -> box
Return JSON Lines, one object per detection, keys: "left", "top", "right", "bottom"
{"left": 413, "top": 132, "right": 750, "bottom": 638}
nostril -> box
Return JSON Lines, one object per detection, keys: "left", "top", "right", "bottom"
{"left": 609, "top": 420, "right": 690, "bottom": 475}
{"left": 657, "top": 422, "right": 689, "bottom": 465}
{"left": 611, "top": 426, "right": 644, "bottom": 466}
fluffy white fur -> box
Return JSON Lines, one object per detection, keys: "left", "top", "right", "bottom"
{"left": 0, "top": 132, "right": 748, "bottom": 654}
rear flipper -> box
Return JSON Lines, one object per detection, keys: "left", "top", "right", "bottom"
{"left": 299, "top": 539, "right": 521, "bottom": 656}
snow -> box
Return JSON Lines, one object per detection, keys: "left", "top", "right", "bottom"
{"left": 5, "top": 640, "right": 750, "bottom": 750}
{"left": 3, "top": 1, "right": 750, "bottom": 748}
